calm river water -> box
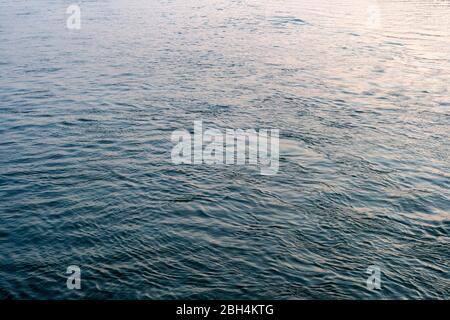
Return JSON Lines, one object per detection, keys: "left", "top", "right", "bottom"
{"left": 0, "top": 0, "right": 449, "bottom": 299}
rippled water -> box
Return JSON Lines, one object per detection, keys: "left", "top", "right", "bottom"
{"left": 0, "top": 0, "right": 449, "bottom": 299}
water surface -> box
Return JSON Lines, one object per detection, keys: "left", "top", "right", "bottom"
{"left": 0, "top": 0, "right": 449, "bottom": 299}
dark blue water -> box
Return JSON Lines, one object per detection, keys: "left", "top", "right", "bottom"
{"left": 0, "top": 0, "right": 449, "bottom": 299}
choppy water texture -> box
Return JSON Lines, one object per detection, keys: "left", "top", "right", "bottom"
{"left": 0, "top": 0, "right": 449, "bottom": 299}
